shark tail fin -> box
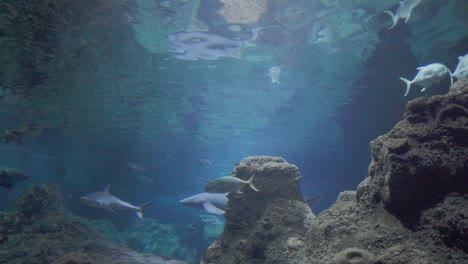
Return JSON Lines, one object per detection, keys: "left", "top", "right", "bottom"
{"left": 399, "top": 77, "right": 412, "bottom": 96}
{"left": 136, "top": 201, "right": 154, "bottom": 219}
{"left": 247, "top": 175, "right": 259, "bottom": 192}
{"left": 305, "top": 195, "right": 322, "bottom": 209}
{"left": 384, "top": 10, "right": 398, "bottom": 29}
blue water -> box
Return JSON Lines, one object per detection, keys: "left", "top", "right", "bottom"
{"left": 0, "top": 0, "right": 466, "bottom": 263}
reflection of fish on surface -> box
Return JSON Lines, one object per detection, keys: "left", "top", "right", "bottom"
{"left": 268, "top": 66, "right": 281, "bottom": 84}
{"left": 205, "top": 175, "right": 258, "bottom": 194}
{"left": 168, "top": 26, "right": 268, "bottom": 61}
{"left": 179, "top": 192, "right": 228, "bottom": 215}
{"left": 80, "top": 184, "right": 153, "bottom": 219}
{"left": 384, "top": 0, "right": 422, "bottom": 29}
{"left": 399, "top": 63, "right": 452, "bottom": 96}
{"left": 452, "top": 53, "right": 468, "bottom": 80}
{"left": 0, "top": 166, "right": 30, "bottom": 188}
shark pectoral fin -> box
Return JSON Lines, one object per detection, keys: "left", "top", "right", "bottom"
{"left": 106, "top": 207, "right": 119, "bottom": 215}
{"left": 421, "top": 87, "right": 427, "bottom": 92}
{"left": 203, "top": 202, "right": 225, "bottom": 215}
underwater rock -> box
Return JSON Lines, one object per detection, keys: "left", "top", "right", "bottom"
{"left": 203, "top": 156, "right": 314, "bottom": 264}
{"left": 0, "top": 185, "right": 187, "bottom": 264}
{"left": 203, "top": 81, "right": 468, "bottom": 263}
{"left": 360, "top": 79, "right": 468, "bottom": 228}
{"left": 331, "top": 247, "right": 375, "bottom": 264}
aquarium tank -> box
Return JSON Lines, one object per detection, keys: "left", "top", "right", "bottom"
{"left": 0, "top": 0, "right": 467, "bottom": 264}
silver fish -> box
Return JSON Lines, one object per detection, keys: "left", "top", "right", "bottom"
{"left": 384, "top": 0, "right": 422, "bottom": 29}
{"left": 205, "top": 175, "right": 258, "bottom": 193}
{"left": 399, "top": 63, "right": 452, "bottom": 96}
{"left": 452, "top": 54, "right": 468, "bottom": 80}
{"left": 179, "top": 192, "right": 228, "bottom": 215}
{"left": 80, "top": 184, "right": 153, "bottom": 219}
{"left": 268, "top": 66, "right": 281, "bottom": 84}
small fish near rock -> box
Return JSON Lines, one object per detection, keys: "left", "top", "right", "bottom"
{"left": 384, "top": 0, "right": 422, "bottom": 30}
{"left": 0, "top": 167, "right": 30, "bottom": 188}
{"left": 205, "top": 175, "right": 258, "bottom": 194}
{"left": 268, "top": 66, "right": 281, "bottom": 84}
{"left": 452, "top": 53, "right": 468, "bottom": 81}
{"left": 399, "top": 62, "right": 452, "bottom": 96}
{"left": 80, "top": 184, "right": 153, "bottom": 219}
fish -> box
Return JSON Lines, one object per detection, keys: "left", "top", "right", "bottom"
{"left": 80, "top": 184, "right": 153, "bottom": 219}
{"left": 205, "top": 175, "right": 258, "bottom": 193}
{"left": 0, "top": 167, "right": 30, "bottom": 188}
{"left": 268, "top": 66, "right": 281, "bottom": 84}
{"left": 399, "top": 63, "right": 452, "bottom": 96}
{"left": 452, "top": 54, "right": 468, "bottom": 80}
{"left": 198, "top": 158, "right": 213, "bottom": 168}
{"left": 179, "top": 192, "right": 228, "bottom": 215}
{"left": 126, "top": 162, "right": 146, "bottom": 173}
{"left": 384, "top": 0, "right": 422, "bottom": 29}
{"left": 135, "top": 174, "right": 154, "bottom": 183}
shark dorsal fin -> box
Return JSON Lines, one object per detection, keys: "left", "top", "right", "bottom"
{"left": 104, "top": 184, "right": 110, "bottom": 193}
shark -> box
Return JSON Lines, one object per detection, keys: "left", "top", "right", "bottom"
{"left": 179, "top": 192, "right": 228, "bottom": 215}
{"left": 384, "top": 0, "right": 422, "bottom": 29}
{"left": 80, "top": 184, "right": 153, "bottom": 219}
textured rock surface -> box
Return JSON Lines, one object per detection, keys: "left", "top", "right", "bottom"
{"left": 203, "top": 81, "right": 468, "bottom": 263}
{"left": 359, "top": 79, "right": 468, "bottom": 228}
{"left": 0, "top": 185, "right": 187, "bottom": 264}
{"left": 203, "top": 156, "right": 315, "bottom": 264}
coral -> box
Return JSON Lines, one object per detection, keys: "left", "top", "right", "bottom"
{"left": 332, "top": 248, "right": 374, "bottom": 264}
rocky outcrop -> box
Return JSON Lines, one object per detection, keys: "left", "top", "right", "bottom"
{"left": 358, "top": 79, "right": 468, "bottom": 228}
{"left": 0, "top": 185, "right": 187, "bottom": 264}
{"left": 203, "top": 156, "right": 315, "bottom": 263}
{"left": 203, "top": 80, "right": 468, "bottom": 263}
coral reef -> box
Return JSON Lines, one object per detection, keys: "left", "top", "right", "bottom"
{"left": 0, "top": 185, "right": 187, "bottom": 264}
{"left": 203, "top": 80, "right": 468, "bottom": 263}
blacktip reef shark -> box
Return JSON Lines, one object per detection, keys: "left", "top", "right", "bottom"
{"left": 399, "top": 62, "right": 452, "bottom": 96}
{"left": 80, "top": 184, "right": 153, "bottom": 219}
{"left": 384, "top": 0, "right": 422, "bottom": 29}
{"left": 179, "top": 192, "right": 228, "bottom": 215}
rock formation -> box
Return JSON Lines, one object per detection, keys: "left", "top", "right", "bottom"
{"left": 0, "top": 185, "right": 187, "bottom": 264}
{"left": 203, "top": 80, "right": 468, "bottom": 263}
